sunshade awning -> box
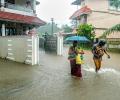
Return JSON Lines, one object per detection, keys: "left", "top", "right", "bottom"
{"left": 0, "top": 11, "right": 46, "bottom": 26}
{"left": 70, "top": 6, "right": 92, "bottom": 19}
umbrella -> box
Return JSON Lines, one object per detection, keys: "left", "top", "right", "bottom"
{"left": 65, "top": 36, "right": 90, "bottom": 42}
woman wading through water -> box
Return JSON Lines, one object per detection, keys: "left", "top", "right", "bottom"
{"left": 92, "top": 40, "right": 110, "bottom": 73}
{"left": 68, "top": 41, "right": 84, "bottom": 78}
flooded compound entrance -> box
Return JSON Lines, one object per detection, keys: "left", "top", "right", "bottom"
{"left": 0, "top": 47, "right": 120, "bottom": 100}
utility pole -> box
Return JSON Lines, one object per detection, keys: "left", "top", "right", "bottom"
{"left": 51, "top": 18, "right": 54, "bottom": 35}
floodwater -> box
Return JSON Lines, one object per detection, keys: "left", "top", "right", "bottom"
{"left": 0, "top": 47, "right": 120, "bottom": 100}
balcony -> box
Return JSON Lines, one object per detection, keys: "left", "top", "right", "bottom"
{"left": 3, "top": 2, "right": 34, "bottom": 13}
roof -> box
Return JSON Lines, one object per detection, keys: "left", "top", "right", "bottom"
{"left": 71, "top": 0, "right": 81, "bottom": 5}
{"left": 36, "top": 1, "right": 40, "bottom": 5}
{"left": 0, "top": 11, "right": 46, "bottom": 26}
{"left": 70, "top": 6, "right": 92, "bottom": 19}
{"left": 71, "top": 0, "right": 85, "bottom": 5}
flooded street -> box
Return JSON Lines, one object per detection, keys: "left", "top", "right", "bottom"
{"left": 0, "top": 47, "right": 120, "bottom": 100}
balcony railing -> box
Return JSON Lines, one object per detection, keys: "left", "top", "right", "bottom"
{"left": 4, "top": 2, "right": 34, "bottom": 13}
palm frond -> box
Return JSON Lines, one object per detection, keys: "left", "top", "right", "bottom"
{"left": 109, "top": 0, "right": 120, "bottom": 9}
{"left": 101, "top": 24, "right": 120, "bottom": 38}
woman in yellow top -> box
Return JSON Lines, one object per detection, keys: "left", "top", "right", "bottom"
{"left": 92, "top": 40, "right": 110, "bottom": 73}
{"left": 68, "top": 41, "right": 84, "bottom": 78}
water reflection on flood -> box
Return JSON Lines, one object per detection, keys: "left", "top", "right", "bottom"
{"left": 83, "top": 67, "right": 120, "bottom": 75}
{"left": 0, "top": 47, "right": 120, "bottom": 100}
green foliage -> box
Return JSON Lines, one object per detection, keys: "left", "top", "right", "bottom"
{"left": 61, "top": 24, "right": 72, "bottom": 33}
{"left": 102, "top": 24, "right": 120, "bottom": 37}
{"left": 37, "top": 23, "right": 60, "bottom": 36}
{"left": 77, "top": 24, "right": 95, "bottom": 41}
{"left": 110, "top": 0, "right": 120, "bottom": 10}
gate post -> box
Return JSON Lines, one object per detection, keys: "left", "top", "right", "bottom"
{"left": 32, "top": 36, "right": 40, "bottom": 65}
{"left": 57, "top": 32, "right": 63, "bottom": 56}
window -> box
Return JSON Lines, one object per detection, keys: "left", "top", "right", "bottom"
{"left": 5, "top": 28, "right": 16, "bottom": 36}
{"left": 5, "top": 0, "right": 15, "bottom": 4}
{"left": 109, "top": 0, "right": 120, "bottom": 11}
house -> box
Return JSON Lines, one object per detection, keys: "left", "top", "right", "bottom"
{"left": 70, "top": 0, "right": 120, "bottom": 38}
{"left": 0, "top": 0, "right": 46, "bottom": 65}
{"left": 70, "top": 0, "right": 120, "bottom": 51}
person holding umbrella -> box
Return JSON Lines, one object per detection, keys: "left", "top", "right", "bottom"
{"left": 68, "top": 41, "right": 84, "bottom": 78}
{"left": 66, "top": 36, "right": 89, "bottom": 78}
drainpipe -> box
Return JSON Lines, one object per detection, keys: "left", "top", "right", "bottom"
{"left": 2, "top": 24, "right": 5, "bottom": 36}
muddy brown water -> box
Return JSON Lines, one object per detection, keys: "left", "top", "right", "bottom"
{"left": 0, "top": 47, "right": 120, "bottom": 100}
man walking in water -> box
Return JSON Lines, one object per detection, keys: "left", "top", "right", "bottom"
{"left": 92, "top": 40, "right": 110, "bottom": 73}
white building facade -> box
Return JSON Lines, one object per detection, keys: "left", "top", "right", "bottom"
{"left": 0, "top": 0, "right": 45, "bottom": 65}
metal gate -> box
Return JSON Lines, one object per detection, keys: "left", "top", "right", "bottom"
{"left": 39, "top": 34, "right": 63, "bottom": 55}
{"left": 44, "top": 35, "right": 57, "bottom": 53}
{"left": 39, "top": 37, "right": 45, "bottom": 49}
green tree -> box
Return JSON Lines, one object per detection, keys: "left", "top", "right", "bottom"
{"left": 109, "top": 0, "right": 120, "bottom": 10}
{"left": 62, "top": 24, "right": 72, "bottom": 33}
{"left": 77, "top": 24, "right": 95, "bottom": 41}
{"left": 37, "top": 23, "right": 60, "bottom": 36}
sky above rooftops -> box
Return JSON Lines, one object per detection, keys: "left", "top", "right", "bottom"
{"left": 36, "top": 0, "right": 78, "bottom": 27}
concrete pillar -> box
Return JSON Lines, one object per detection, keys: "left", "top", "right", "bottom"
{"left": 33, "top": 0, "right": 36, "bottom": 13}
{"left": 2, "top": 24, "right": 5, "bottom": 36}
{"left": 37, "top": 36, "right": 40, "bottom": 64}
{"left": 57, "top": 33, "right": 63, "bottom": 56}
{"left": 31, "top": 36, "right": 39, "bottom": 65}
{"left": 25, "top": 27, "right": 29, "bottom": 35}
{"left": 1, "top": 0, "right": 5, "bottom": 7}
{"left": 26, "top": 30, "right": 29, "bottom": 35}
